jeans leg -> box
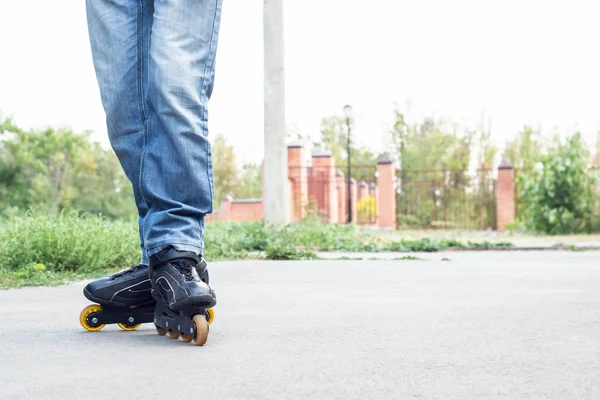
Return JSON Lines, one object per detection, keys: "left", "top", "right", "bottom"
{"left": 141, "top": 0, "right": 223, "bottom": 256}
{"left": 86, "top": 0, "right": 154, "bottom": 265}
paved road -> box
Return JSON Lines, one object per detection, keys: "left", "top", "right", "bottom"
{"left": 1, "top": 251, "right": 600, "bottom": 399}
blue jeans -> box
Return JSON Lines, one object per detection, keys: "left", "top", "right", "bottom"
{"left": 86, "top": 0, "right": 223, "bottom": 264}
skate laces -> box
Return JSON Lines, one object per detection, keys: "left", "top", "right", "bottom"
{"left": 171, "top": 260, "right": 200, "bottom": 282}
{"left": 110, "top": 264, "right": 146, "bottom": 280}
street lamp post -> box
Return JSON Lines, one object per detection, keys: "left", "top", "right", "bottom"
{"left": 343, "top": 105, "right": 353, "bottom": 224}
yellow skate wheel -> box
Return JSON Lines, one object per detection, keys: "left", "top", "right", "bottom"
{"left": 168, "top": 330, "right": 180, "bottom": 339}
{"left": 206, "top": 308, "right": 215, "bottom": 325}
{"left": 192, "top": 314, "right": 209, "bottom": 346}
{"left": 156, "top": 327, "right": 168, "bottom": 336}
{"left": 180, "top": 333, "right": 193, "bottom": 343}
{"left": 117, "top": 322, "right": 142, "bottom": 331}
{"left": 79, "top": 304, "right": 105, "bottom": 332}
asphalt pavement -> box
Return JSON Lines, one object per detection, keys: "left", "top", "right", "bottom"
{"left": 1, "top": 251, "right": 600, "bottom": 399}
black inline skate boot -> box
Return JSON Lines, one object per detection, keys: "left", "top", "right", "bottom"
{"left": 79, "top": 258, "right": 214, "bottom": 332}
{"left": 149, "top": 246, "right": 216, "bottom": 346}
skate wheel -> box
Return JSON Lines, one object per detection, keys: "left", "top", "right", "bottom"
{"left": 156, "top": 327, "right": 168, "bottom": 336}
{"left": 117, "top": 322, "right": 142, "bottom": 331}
{"left": 180, "top": 333, "right": 193, "bottom": 343}
{"left": 205, "top": 308, "right": 215, "bottom": 325}
{"left": 168, "top": 330, "right": 180, "bottom": 339}
{"left": 192, "top": 314, "right": 209, "bottom": 346}
{"left": 79, "top": 304, "right": 105, "bottom": 332}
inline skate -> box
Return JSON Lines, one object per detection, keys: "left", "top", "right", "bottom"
{"left": 149, "top": 247, "right": 217, "bottom": 346}
{"left": 79, "top": 258, "right": 214, "bottom": 332}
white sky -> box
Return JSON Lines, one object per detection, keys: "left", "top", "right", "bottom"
{"left": 1, "top": 0, "right": 600, "bottom": 165}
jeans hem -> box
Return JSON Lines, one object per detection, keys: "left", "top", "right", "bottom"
{"left": 146, "top": 241, "right": 204, "bottom": 257}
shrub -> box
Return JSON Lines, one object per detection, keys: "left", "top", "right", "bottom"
{"left": 357, "top": 196, "right": 376, "bottom": 224}
{"left": 518, "top": 133, "right": 595, "bottom": 234}
{"left": 0, "top": 210, "right": 140, "bottom": 272}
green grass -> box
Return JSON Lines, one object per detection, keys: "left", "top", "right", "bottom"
{"left": 392, "top": 255, "right": 424, "bottom": 261}
{"left": 0, "top": 209, "right": 139, "bottom": 273}
{"left": 0, "top": 265, "right": 122, "bottom": 289}
{"left": 0, "top": 212, "right": 515, "bottom": 288}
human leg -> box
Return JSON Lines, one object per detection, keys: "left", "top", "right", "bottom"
{"left": 86, "top": 0, "right": 153, "bottom": 264}
{"left": 141, "top": 0, "right": 223, "bottom": 257}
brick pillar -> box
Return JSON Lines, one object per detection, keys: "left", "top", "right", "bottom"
{"left": 358, "top": 181, "right": 367, "bottom": 200}
{"left": 336, "top": 170, "right": 346, "bottom": 224}
{"left": 312, "top": 151, "right": 338, "bottom": 223}
{"left": 220, "top": 195, "right": 233, "bottom": 222}
{"left": 496, "top": 160, "right": 515, "bottom": 232}
{"left": 287, "top": 143, "right": 307, "bottom": 221}
{"left": 349, "top": 178, "right": 358, "bottom": 223}
{"left": 377, "top": 154, "right": 396, "bottom": 229}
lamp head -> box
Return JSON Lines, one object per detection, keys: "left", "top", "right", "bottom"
{"left": 343, "top": 104, "right": 353, "bottom": 120}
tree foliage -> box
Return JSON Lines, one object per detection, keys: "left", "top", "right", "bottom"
{"left": 388, "top": 110, "right": 496, "bottom": 229}
{"left": 518, "top": 133, "right": 595, "bottom": 234}
{"left": 211, "top": 133, "right": 262, "bottom": 203}
{"left": 503, "top": 125, "right": 543, "bottom": 169}
{"left": 0, "top": 118, "right": 136, "bottom": 219}
{"left": 312, "top": 115, "right": 378, "bottom": 183}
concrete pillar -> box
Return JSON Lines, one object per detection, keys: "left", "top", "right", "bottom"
{"left": 312, "top": 151, "right": 338, "bottom": 223}
{"left": 287, "top": 143, "right": 308, "bottom": 221}
{"left": 496, "top": 160, "right": 515, "bottom": 232}
{"left": 336, "top": 170, "right": 346, "bottom": 224}
{"left": 376, "top": 154, "right": 396, "bottom": 229}
{"left": 263, "top": 0, "right": 288, "bottom": 226}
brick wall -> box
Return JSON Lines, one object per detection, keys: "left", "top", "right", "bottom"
{"left": 205, "top": 196, "right": 263, "bottom": 223}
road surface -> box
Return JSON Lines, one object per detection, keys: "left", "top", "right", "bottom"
{"left": 1, "top": 251, "right": 599, "bottom": 399}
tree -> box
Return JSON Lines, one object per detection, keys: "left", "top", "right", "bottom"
{"left": 389, "top": 112, "right": 472, "bottom": 170}
{"left": 0, "top": 120, "right": 86, "bottom": 213}
{"left": 388, "top": 109, "right": 487, "bottom": 228}
{"left": 234, "top": 163, "right": 262, "bottom": 199}
{"left": 593, "top": 131, "right": 600, "bottom": 166}
{"left": 68, "top": 142, "right": 137, "bottom": 220}
{"left": 211, "top": 133, "right": 238, "bottom": 202}
{"left": 314, "top": 116, "right": 346, "bottom": 162}
{"left": 313, "top": 115, "right": 379, "bottom": 183}
{"left": 518, "top": 132, "right": 594, "bottom": 234}
{"left": 0, "top": 117, "right": 137, "bottom": 219}
{"left": 503, "top": 125, "right": 542, "bottom": 169}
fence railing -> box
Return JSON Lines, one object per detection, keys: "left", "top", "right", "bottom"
{"left": 396, "top": 168, "right": 497, "bottom": 230}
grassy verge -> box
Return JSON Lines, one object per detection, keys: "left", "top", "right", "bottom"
{"left": 0, "top": 265, "right": 122, "bottom": 289}
{"left": 0, "top": 212, "right": 514, "bottom": 288}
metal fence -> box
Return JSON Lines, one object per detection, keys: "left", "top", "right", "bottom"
{"left": 396, "top": 168, "right": 497, "bottom": 230}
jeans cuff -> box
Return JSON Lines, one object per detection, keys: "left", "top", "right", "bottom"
{"left": 146, "top": 242, "right": 204, "bottom": 257}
